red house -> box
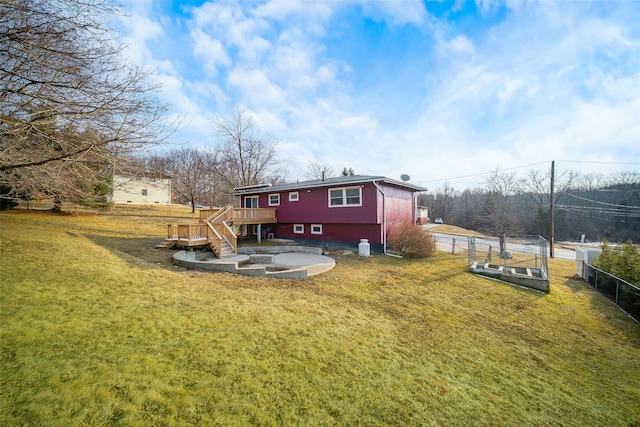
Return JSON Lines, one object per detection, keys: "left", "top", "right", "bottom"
{"left": 234, "top": 175, "right": 426, "bottom": 253}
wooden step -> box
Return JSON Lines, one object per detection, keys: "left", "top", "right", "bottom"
{"left": 155, "top": 239, "right": 177, "bottom": 249}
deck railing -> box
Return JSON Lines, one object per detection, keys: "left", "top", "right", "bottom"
{"left": 199, "top": 207, "right": 277, "bottom": 223}
{"left": 212, "top": 221, "right": 237, "bottom": 254}
{"left": 167, "top": 223, "right": 209, "bottom": 240}
{"left": 233, "top": 208, "right": 276, "bottom": 221}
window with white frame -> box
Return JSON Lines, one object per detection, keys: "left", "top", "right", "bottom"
{"left": 293, "top": 224, "right": 304, "bottom": 234}
{"left": 269, "top": 193, "right": 280, "bottom": 206}
{"left": 244, "top": 196, "right": 258, "bottom": 208}
{"left": 329, "top": 186, "right": 362, "bottom": 207}
{"left": 311, "top": 224, "right": 323, "bottom": 235}
{"left": 289, "top": 192, "right": 299, "bottom": 201}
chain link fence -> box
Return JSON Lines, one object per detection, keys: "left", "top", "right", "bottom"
{"left": 468, "top": 234, "right": 549, "bottom": 292}
{"left": 582, "top": 263, "right": 640, "bottom": 324}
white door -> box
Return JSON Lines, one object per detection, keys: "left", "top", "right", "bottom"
{"left": 244, "top": 196, "right": 258, "bottom": 208}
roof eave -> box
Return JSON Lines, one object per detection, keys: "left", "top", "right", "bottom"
{"left": 232, "top": 175, "right": 426, "bottom": 196}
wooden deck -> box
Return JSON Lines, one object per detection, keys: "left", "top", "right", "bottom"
{"left": 162, "top": 207, "right": 277, "bottom": 257}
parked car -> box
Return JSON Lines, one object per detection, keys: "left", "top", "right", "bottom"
{"left": 434, "top": 218, "right": 444, "bottom": 224}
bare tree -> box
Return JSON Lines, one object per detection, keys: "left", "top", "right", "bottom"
{"left": 452, "top": 187, "right": 483, "bottom": 230}
{"left": 577, "top": 172, "right": 605, "bottom": 192}
{"left": 168, "top": 148, "right": 211, "bottom": 213}
{"left": 525, "top": 168, "right": 580, "bottom": 205}
{"left": 305, "top": 161, "right": 336, "bottom": 180}
{"left": 606, "top": 170, "right": 640, "bottom": 191}
{"left": 144, "top": 148, "right": 225, "bottom": 212}
{"left": 0, "top": 0, "right": 172, "bottom": 209}
{"left": 483, "top": 169, "right": 525, "bottom": 234}
{"left": 431, "top": 181, "right": 456, "bottom": 222}
{"left": 213, "top": 106, "right": 283, "bottom": 192}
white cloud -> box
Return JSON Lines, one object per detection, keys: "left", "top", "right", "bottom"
{"left": 191, "top": 29, "right": 231, "bottom": 76}
{"left": 255, "top": 0, "right": 333, "bottom": 33}
{"left": 119, "top": 0, "right": 639, "bottom": 188}
{"left": 448, "top": 35, "right": 476, "bottom": 55}
{"left": 191, "top": 2, "right": 272, "bottom": 62}
{"left": 475, "top": 0, "right": 502, "bottom": 14}
{"left": 227, "top": 68, "right": 288, "bottom": 108}
{"left": 358, "top": 0, "right": 429, "bottom": 26}
{"left": 120, "top": 14, "right": 163, "bottom": 65}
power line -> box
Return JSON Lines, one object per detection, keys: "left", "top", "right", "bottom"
{"left": 414, "top": 159, "right": 639, "bottom": 186}
{"left": 556, "top": 208, "right": 640, "bottom": 224}
{"left": 556, "top": 160, "right": 640, "bottom": 166}
{"left": 563, "top": 193, "right": 640, "bottom": 209}
{"left": 414, "top": 161, "right": 549, "bottom": 185}
{"left": 557, "top": 205, "right": 640, "bottom": 217}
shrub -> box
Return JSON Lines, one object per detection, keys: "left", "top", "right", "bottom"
{"left": 388, "top": 222, "right": 436, "bottom": 258}
{"left": 595, "top": 239, "right": 640, "bottom": 286}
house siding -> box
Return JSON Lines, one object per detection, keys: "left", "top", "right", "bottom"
{"left": 381, "top": 184, "right": 416, "bottom": 235}
{"left": 244, "top": 184, "right": 379, "bottom": 224}
{"left": 237, "top": 176, "right": 423, "bottom": 248}
{"left": 109, "top": 175, "right": 171, "bottom": 205}
{"left": 273, "top": 222, "right": 383, "bottom": 245}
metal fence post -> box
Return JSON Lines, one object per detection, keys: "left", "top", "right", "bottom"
{"left": 452, "top": 238, "right": 456, "bottom": 254}
{"left": 615, "top": 279, "right": 620, "bottom": 306}
{"left": 595, "top": 270, "right": 598, "bottom": 290}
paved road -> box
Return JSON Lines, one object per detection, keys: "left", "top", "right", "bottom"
{"left": 428, "top": 230, "right": 576, "bottom": 261}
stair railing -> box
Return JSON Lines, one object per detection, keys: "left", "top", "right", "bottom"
{"left": 205, "top": 222, "right": 223, "bottom": 256}
{"left": 219, "top": 221, "right": 237, "bottom": 254}
{"left": 205, "top": 206, "right": 237, "bottom": 257}
{"left": 205, "top": 205, "right": 233, "bottom": 224}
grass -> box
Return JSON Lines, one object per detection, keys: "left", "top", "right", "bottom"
{"left": 1, "top": 209, "right": 639, "bottom": 426}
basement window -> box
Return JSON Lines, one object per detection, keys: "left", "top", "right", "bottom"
{"left": 311, "top": 224, "right": 323, "bottom": 235}
{"left": 293, "top": 224, "right": 304, "bottom": 234}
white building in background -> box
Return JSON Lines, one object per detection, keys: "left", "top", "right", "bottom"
{"left": 108, "top": 174, "right": 172, "bottom": 205}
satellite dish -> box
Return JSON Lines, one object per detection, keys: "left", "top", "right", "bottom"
{"left": 400, "top": 174, "right": 410, "bottom": 182}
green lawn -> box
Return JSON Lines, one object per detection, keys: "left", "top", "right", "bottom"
{"left": 1, "top": 210, "right": 639, "bottom": 426}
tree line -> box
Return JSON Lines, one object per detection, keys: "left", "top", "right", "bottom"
{"left": 420, "top": 169, "right": 640, "bottom": 243}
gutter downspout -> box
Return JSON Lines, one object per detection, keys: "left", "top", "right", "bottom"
{"left": 372, "top": 181, "right": 386, "bottom": 254}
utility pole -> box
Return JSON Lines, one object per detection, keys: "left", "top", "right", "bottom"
{"left": 549, "top": 160, "right": 555, "bottom": 258}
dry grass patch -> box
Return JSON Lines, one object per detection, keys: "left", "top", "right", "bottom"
{"left": 1, "top": 211, "right": 639, "bottom": 426}
{"left": 429, "top": 224, "right": 481, "bottom": 236}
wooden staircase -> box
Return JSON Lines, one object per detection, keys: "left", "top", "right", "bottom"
{"left": 204, "top": 206, "right": 237, "bottom": 258}
{"left": 217, "top": 238, "right": 235, "bottom": 257}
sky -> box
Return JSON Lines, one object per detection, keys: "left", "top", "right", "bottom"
{"left": 118, "top": 0, "right": 640, "bottom": 191}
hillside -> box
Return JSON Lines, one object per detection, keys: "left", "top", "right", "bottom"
{"left": 1, "top": 210, "right": 639, "bottom": 426}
